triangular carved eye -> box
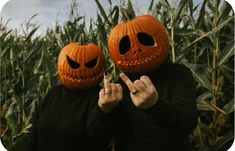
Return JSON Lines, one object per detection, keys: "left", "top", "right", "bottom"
{"left": 119, "top": 35, "right": 131, "bottom": 55}
{"left": 67, "top": 55, "right": 80, "bottom": 69}
{"left": 85, "top": 57, "right": 98, "bottom": 68}
{"left": 137, "top": 32, "right": 155, "bottom": 46}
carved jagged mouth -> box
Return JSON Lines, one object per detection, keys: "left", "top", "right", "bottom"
{"left": 117, "top": 52, "right": 159, "bottom": 67}
{"left": 63, "top": 71, "right": 103, "bottom": 82}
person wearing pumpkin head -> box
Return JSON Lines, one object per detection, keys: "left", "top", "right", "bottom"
{"left": 26, "top": 43, "right": 118, "bottom": 151}
{"left": 88, "top": 15, "right": 198, "bottom": 151}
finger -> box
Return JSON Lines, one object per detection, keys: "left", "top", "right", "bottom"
{"left": 104, "top": 84, "right": 115, "bottom": 99}
{"left": 133, "top": 80, "right": 148, "bottom": 99}
{"left": 119, "top": 73, "right": 137, "bottom": 93}
{"left": 110, "top": 83, "right": 118, "bottom": 94}
{"left": 119, "top": 73, "right": 133, "bottom": 88}
{"left": 140, "top": 75, "right": 154, "bottom": 86}
{"left": 115, "top": 84, "right": 123, "bottom": 100}
{"left": 116, "top": 84, "right": 122, "bottom": 93}
{"left": 130, "top": 93, "right": 142, "bottom": 107}
{"left": 140, "top": 75, "right": 156, "bottom": 91}
{"left": 99, "top": 88, "right": 105, "bottom": 99}
{"left": 103, "top": 72, "right": 111, "bottom": 93}
{"left": 133, "top": 80, "right": 146, "bottom": 92}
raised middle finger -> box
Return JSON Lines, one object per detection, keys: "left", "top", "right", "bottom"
{"left": 103, "top": 72, "right": 111, "bottom": 94}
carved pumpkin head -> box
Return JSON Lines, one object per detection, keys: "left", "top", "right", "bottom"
{"left": 108, "top": 15, "right": 169, "bottom": 73}
{"left": 58, "top": 43, "right": 105, "bottom": 90}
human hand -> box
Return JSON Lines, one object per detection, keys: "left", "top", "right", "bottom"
{"left": 120, "top": 73, "right": 159, "bottom": 109}
{"left": 98, "top": 72, "right": 123, "bottom": 113}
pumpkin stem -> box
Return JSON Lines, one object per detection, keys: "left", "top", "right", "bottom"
{"left": 120, "top": 0, "right": 135, "bottom": 22}
{"left": 79, "top": 33, "right": 88, "bottom": 45}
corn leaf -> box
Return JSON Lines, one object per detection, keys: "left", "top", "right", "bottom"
{"left": 223, "top": 98, "right": 234, "bottom": 114}
{"left": 174, "top": 0, "right": 188, "bottom": 22}
{"left": 217, "top": 40, "right": 234, "bottom": 66}
{"left": 182, "top": 60, "right": 212, "bottom": 90}
{"left": 148, "top": 0, "right": 154, "bottom": 12}
{"left": 196, "top": 91, "right": 214, "bottom": 111}
{"left": 24, "top": 26, "right": 39, "bottom": 42}
{"left": 95, "top": 0, "right": 112, "bottom": 26}
{"left": 218, "top": 1, "right": 233, "bottom": 23}
{"left": 111, "top": 6, "right": 119, "bottom": 26}
{"left": 23, "top": 44, "right": 42, "bottom": 62}
{"left": 213, "top": 130, "right": 234, "bottom": 150}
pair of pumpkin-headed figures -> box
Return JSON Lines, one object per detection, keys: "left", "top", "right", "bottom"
{"left": 28, "top": 15, "right": 198, "bottom": 151}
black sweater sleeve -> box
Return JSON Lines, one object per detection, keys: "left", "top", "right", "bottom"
{"left": 87, "top": 101, "right": 121, "bottom": 146}
{"left": 25, "top": 87, "right": 55, "bottom": 151}
{"left": 143, "top": 65, "right": 198, "bottom": 136}
{"left": 87, "top": 63, "right": 198, "bottom": 145}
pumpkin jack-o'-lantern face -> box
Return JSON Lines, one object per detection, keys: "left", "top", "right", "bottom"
{"left": 108, "top": 15, "right": 169, "bottom": 73}
{"left": 58, "top": 43, "right": 105, "bottom": 90}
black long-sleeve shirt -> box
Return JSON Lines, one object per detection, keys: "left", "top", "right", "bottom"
{"left": 26, "top": 85, "right": 111, "bottom": 151}
{"left": 88, "top": 62, "right": 198, "bottom": 151}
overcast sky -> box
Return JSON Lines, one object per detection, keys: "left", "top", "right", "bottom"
{"left": 0, "top": 0, "right": 234, "bottom": 34}
{"left": 0, "top": 0, "right": 150, "bottom": 34}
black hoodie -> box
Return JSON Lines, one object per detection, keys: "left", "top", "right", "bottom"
{"left": 26, "top": 85, "right": 111, "bottom": 151}
{"left": 88, "top": 62, "right": 198, "bottom": 151}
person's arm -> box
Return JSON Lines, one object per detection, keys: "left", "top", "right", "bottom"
{"left": 120, "top": 66, "right": 198, "bottom": 136}
{"left": 143, "top": 66, "right": 198, "bottom": 136}
{"left": 87, "top": 102, "right": 120, "bottom": 146}
{"left": 87, "top": 73, "right": 123, "bottom": 146}
{"left": 25, "top": 87, "right": 55, "bottom": 151}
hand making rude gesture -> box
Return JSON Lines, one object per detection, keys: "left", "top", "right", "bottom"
{"left": 98, "top": 72, "right": 159, "bottom": 112}
{"left": 98, "top": 72, "right": 123, "bottom": 113}
{"left": 120, "top": 73, "right": 159, "bottom": 109}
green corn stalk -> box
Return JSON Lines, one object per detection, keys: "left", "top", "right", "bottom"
{"left": 0, "top": 0, "right": 234, "bottom": 151}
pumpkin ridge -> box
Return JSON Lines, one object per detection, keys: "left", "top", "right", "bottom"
{"left": 130, "top": 18, "right": 142, "bottom": 60}
{"left": 108, "top": 14, "right": 169, "bottom": 73}
{"left": 75, "top": 45, "right": 79, "bottom": 76}
{"left": 128, "top": 21, "right": 136, "bottom": 57}
{"left": 58, "top": 43, "right": 105, "bottom": 90}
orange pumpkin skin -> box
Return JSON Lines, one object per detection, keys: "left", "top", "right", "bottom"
{"left": 108, "top": 15, "right": 169, "bottom": 73}
{"left": 58, "top": 43, "right": 105, "bottom": 90}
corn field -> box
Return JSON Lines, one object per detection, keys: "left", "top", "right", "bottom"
{"left": 0, "top": 0, "right": 234, "bottom": 150}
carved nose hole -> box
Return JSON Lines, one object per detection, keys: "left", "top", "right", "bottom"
{"left": 119, "top": 35, "right": 131, "bottom": 55}
{"left": 134, "top": 48, "right": 141, "bottom": 55}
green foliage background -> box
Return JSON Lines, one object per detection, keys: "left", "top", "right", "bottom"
{"left": 0, "top": 0, "right": 234, "bottom": 150}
